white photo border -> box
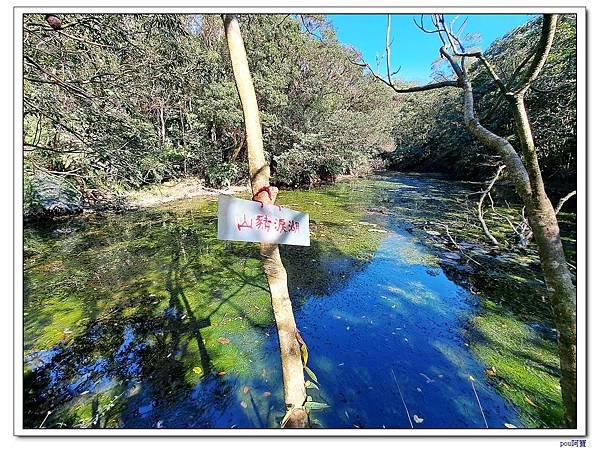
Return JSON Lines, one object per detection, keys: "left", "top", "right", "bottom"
{"left": 13, "top": 3, "right": 587, "bottom": 437}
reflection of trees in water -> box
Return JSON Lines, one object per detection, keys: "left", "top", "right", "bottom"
{"left": 282, "top": 240, "right": 369, "bottom": 301}
{"left": 24, "top": 211, "right": 258, "bottom": 428}
{"left": 23, "top": 186, "right": 387, "bottom": 429}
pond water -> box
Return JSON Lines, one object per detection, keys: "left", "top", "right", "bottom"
{"left": 24, "top": 173, "right": 567, "bottom": 429}
{"left": 291, "top": 229, "right": 521, "bottom": 428}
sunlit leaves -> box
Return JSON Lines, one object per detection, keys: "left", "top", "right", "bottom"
{"left": 304, "top": 366, "right": 318, "bottom": 383}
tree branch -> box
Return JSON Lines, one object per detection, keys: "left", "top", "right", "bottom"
{"left": 23, "top": 99, "right": 89, "bottom": 145}
{"left": 555, "top": 190, "right": 576, "bottom": 215}
{"left": 23, "top": 142, "right": 85, "bottom": 154}
{"left": 477, "top": 164, "right": 505, "bottom": 246}
{"left": 54, "top": 29, "right": 113, "bottom": 48}
{"left": 352, "top": 59, "right": 459, "bottom": 92}
{"left": 385, "top": 14, "right": 395, "bottom": 84}
{"left": 455, "top": 50, "right": 508, "bottom": 94}
{"left": 480, "top": 49, "right": 536, "bottom": 121}
{"left": 514, "top": 14, "right": 559, "bottom": 95}
{"left": 439, "top": 46, "right": 464, "bottom": 80}
{"left": 24, "top": 55, "right": 96, "bottom": 101}
{"left": 394, "top": 80, "right": 461, "bottom": 92}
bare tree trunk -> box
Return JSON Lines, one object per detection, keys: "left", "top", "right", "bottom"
{"left": 525, "top": 196, "right": 577, "bottom": 427}
{"left": 180, "top": 107, "right": 186, "bottom": 147}
{"left": 365, "top": 13, "right": 577, "bottom": 427}
{"left": 507, "top": 92, "right": 577, "bottom": 428}
{"left": 229, "top": 130, "right": 246, "bottom": 162}
{"left": 462, "top": 73, "right": 577, "bottom": 429}
{"left": 159, "top": 106, "right": 166, "bottom": 144}
{"left": 222, "top": 14, "right": 309, "bottom": 428}
{"left": 555, "top": 190, "right": 576, "bottom": 215}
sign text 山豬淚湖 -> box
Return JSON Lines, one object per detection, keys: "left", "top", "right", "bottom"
{"left": 217, "top": 195, "right": 310, "bottom": 246}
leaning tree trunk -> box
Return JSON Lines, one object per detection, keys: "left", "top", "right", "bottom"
{"left": 508, "top": 92, "right": 577, "bottom": 428}
{"left": 222, "top": 14, "right": 309, "bottom": 428}
{"left": 366, "top": 12, "right": 577, "bottom": 428}
{"left": 462, "top": 76, "right": 577, "bottom": 428}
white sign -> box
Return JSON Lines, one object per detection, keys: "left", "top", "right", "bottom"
{"left": 217, "top": 195, "right": 310, "bottom": 246}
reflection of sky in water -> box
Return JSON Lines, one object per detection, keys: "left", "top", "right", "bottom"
{"left": 24, "top": 178, "right": 524, "bottom": 429}
{"left": 114, "top": 325, "right": 146, "bottom": 377}
{"left": 294, "top": 229, "right": 522, "bottom": 428}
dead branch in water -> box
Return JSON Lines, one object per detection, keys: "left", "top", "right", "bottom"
{"left": 431, "top": 221, "right": 483, "bottom": 267}
{"left": 391, "top": 368, "right": 414, "bottom": 429}
{"left": 493, "top": 205, "right": 533, "bottom": 248}
{"left": 477, "top": 165, "right": 505, "bottom": 246}
{"left": 469, "top": 375, "right": 489, "bottom": 429}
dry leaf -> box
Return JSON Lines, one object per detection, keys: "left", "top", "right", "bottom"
{"left": 240, "top": 401, "right": 248, "bottom": 409}
{"left": 263, "top": 391, "right": 272, "bottom": 397}
{"left": 243, "top": 386, "right": 250, "bottom": 394}
{"left": 217, "top": 337, "right": 231, "bottom": 344}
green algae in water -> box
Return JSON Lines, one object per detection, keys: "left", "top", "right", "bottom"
{"left": 22, "top": 174, "right": 574, "bottom": 428}
{"left": 470, "top": 306, "right": 563, "bottom": 428}
{"left": 23, "top": 179, "right": 386, "bottom": 428}
{"left": 371, "top": 173, "right": 572, "bottom": 428}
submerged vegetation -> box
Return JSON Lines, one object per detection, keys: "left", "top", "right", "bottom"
{"left": 471, "top": 309, "right": 563, "bottom": 427}
{"left": 366, "top": 173, "right": 575, "bottom": 427}
{"left": 24, "top": 174, "right": 573, "bottom": 428}
{"left": 24, "top": 179, "right": 386, "bottom": 428}
{"left": 22, "top": 12, "right": 578, "bottom": 430}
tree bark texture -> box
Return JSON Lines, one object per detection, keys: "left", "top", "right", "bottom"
{"left": 222, "top": 14, "right": 309, "bottom": 428}
{"left": 459, "top": 41, "right": 576, "bottom": 427}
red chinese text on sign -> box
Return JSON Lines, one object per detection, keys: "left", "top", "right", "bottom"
{"left": 218, "top": 195, "right": 310, "bottom": 246}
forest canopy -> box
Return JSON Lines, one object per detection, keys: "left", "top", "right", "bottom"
{"left": 23, "top": 14, "right": 576, "bottom": 216}
{"left": 388, "top": 15, "right": 576, "bottom": 186}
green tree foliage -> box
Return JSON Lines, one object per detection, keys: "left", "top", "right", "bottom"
{"left": 388, "top": 15, "right": 576, "bottom": 188}
{"left": 23, "top": 14, "right": 396, "bottom": 215}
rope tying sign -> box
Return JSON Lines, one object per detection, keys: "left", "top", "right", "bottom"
{"left": 251, "top": 185, "right": 281, "bottom": 210}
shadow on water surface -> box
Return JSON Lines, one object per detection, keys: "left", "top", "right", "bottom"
{"left": 24, "top": 205, "right": 279, "bottom": 428}
{"left": 23, "top": 174, "right": 566, "bottom": 428}
{"left": 23, "top": 189, "right": 380, "bottom": 429}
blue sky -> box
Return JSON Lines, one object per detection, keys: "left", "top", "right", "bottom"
{"left": 328, "top": 14, "right": 536, "bottom": 84}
